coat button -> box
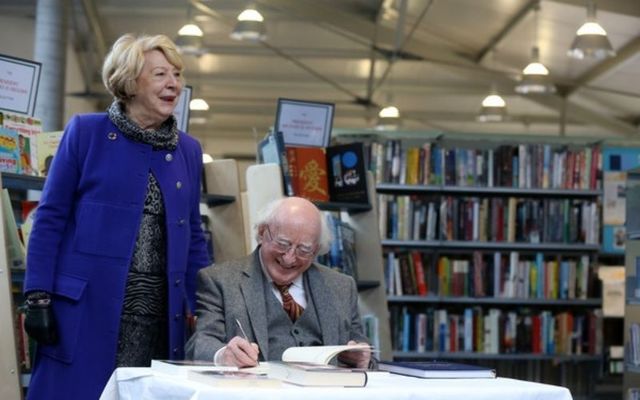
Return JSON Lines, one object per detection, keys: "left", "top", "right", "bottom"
{"left": 174, "top": 313, "right": 182, "bottom": 320}
{"left": 175, "top": 279, "right": 181, "bottom": 285}
{"left": 165, "top": 154, "right": 173, "bottom": 162}
{"left": 108, "top": 132, "right": 117, "bottom": 140}
{"left": 173, "top": 348, "right": 179, "bottom": 354}
{"left": 178, "top": 219, "right": 185, "bottom": 226}
{"left": 176, "top": 181, "right": 182, "bottom": 189}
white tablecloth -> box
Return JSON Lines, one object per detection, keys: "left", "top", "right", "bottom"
{"left": 99, "top": 367, "right": 572, "bottom": 400}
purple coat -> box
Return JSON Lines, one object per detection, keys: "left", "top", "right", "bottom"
{"left": 24, "top": 113, "right": 210, "bottom": 400}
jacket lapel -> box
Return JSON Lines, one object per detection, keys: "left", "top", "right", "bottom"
{"left": 240, "top": 250, "right": 270, "bottom": 359}
{"left": 306, "top": 265, "right": 339, "bottom": 345}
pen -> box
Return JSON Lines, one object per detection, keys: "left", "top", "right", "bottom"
{"left": 235, "top": 318, "right": 249, "bottom": 341}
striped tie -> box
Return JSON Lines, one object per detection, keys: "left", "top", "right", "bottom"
{"left": 275, "top": 283, "right": 304, "bottom": 322}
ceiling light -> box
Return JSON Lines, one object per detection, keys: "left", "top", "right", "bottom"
{"left": 178, "top": 23, "right": 203, "bottom": 37}
{"left": 176, "top": 5, "right": 204, "bottom": 54}
{"left": 477, "top": 88, "right": 507, "bottom": 122}
{"left": 379, "top": 105, "right": 400, "bottom": 119}
{"left": 515, "top": 47, "right": 556, "bottom": 94}
{"left": 202, "top": 153, "right": 214, "bottom": 164}
{"left": 567, "top": 1, "right": 615, "bottom": 60}
{"left": 376, "top": 105, "right": 402, "bottom": 130}
{"left": 230, "top": 7, "right": 266, "bottom": 41}
{"left": 189, "top": 98, "right": 210, "bottom": 111}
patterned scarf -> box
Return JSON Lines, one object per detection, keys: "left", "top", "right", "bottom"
{"left": 107, "top": 101, "right": 178, "bottom": 150}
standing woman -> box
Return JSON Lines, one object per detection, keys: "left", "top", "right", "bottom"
{"left": 23, "top": 34, "right": 211, "bottom": 400}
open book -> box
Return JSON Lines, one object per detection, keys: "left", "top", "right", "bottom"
{"left": 281, "top": 343, "right": 372, "bottom": 365}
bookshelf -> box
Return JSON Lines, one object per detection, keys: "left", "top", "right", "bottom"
{"left": 624, "top": 167, "right": 640, "bottom": 397}
{"left": 245, "top": 163, "right": 392, "bottom": 361}
{"left": 335, "top": 133, "right": 608, "bottom": 398}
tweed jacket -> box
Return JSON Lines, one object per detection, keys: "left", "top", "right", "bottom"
{"left": 186, "top": 248, "right": 368, "bottom": 361}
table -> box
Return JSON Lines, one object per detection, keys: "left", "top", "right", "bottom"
{"left": 99, "top": 367, "right": 572, "bottom": 400}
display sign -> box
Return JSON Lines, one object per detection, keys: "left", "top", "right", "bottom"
{"left": 274, "top": 98, "right": 334, "bottom": 148}
{"left": 173, "top": 85, "right": 192, "bottom": 132}
{"left": 0, "top": 54, "right": 41, "bottom": 116}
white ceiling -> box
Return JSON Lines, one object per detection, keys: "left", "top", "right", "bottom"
{"left": 3, "top": 0, "right": 640, "bottom": 148}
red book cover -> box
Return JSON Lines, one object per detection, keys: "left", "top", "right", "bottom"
{"left": 531, "top": 315, "right": 541, "bottom": 353}
{"left": 285, "top": 147, "right": 329, "bottom": 202}
{"left": 411, "top": 251, "right": 428, "bottom": 296}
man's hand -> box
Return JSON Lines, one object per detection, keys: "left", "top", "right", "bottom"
{"left": 221, "top": 336, "right": 259, "bottom": 367}
{"left": 338, "top": 340, "right": 371, "bottom": 369}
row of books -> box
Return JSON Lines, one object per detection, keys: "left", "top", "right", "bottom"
{"left": 378, "top": 194, "right": 600, "bottom": 245}
{"left": 315, "top": 212, "right": 357, "bottom": 279}
{"left": 258, "top": 131, "right": 368, "bottom": 203}
{"left": 385, "top": 251, "right": 594, "bottom": 300}
{"left": 390, "top": 306, "right": 603, "bottom": 356}
{"left": 0, "top": 111, "right": 62, "bottom": 176}
{"left": 367, "top": 140, "right": 602, "bottom": 190}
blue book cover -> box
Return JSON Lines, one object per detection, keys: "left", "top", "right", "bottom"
{"left": 377, "top": 361, "right": 496, "bottom": 379}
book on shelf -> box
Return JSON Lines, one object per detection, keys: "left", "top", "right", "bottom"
{"left": 377, "top": 360, "right": 496, "bottom": 379}
{"left": 0, "top": 127, "right": 20, "bottom": 173}
{"left": 257, "top": 130, "right": 294, "bottom": 196}
{"left": 187, "top": 370, "right": 282, "bottom": 388}
{"left": 267, "top": 361, "right": 367, "bottom": 387}
{"left": 150, "top": 359, "right": 239, "bottom": 376}
{"left": 318, "top": 212, "right": 358, "bottom": 279}
{"left": 326, "top": 142, "right": 368, "bottom": 203}
{"left": 285, "top": 146, "right": 330, "bottom": 202}
{"left": 1, "top": 111, "right": 42, "bottom": 175}
{"left": 281, "top": 343, "right": 372, "bottom": 365}
{"left": 35, "top": 130, "right": 63, "bottom": 176}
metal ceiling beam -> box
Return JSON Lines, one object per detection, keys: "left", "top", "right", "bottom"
{"left": 256, "top": 0, "right": 637, "bottom": 136}
{"left": 546, "top": 0, "right": 640, "bottom": 18}
{"left": 79, "top": 0, "right": 106, "bottom": 61}
{"left": 566, "top": 34, "right": 640, "bottom": 96}
{"left": 475, "top": 0, "right": 539, "bottom": 63}
{"left": 526, "top": 93, "right": 637, "bottom": 135}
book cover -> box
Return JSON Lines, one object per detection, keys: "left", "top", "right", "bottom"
{"left": 18, "top": 133, "right": 33, "bottom": 175}
{"left": 151, "top": 359, "right": 238, "bottom": 376}
{"left": 267, "top": 361, "right": 367, "bottom": 387}
{"left": 377, "top": 361, "right": 495, "bottom": 379}
{"left": 286, "top": 146, "right": 329, "bottom": 202}
{"left": 327, "top": 142, "right": 368, "bottom": 204}
{"left": 258, "top": 130, "right": 294, "bottom": 196}
{"left": 35, "top": 130, "right": 63, "bottom": 176}
{"left": 0, "top": 127, "right": 20, "bottom": 173}
{"left": 187, "top": 369, "right": 282, "bottom": 388}
{"left": 1, "top": 111, "right": 42, "bottom": 175}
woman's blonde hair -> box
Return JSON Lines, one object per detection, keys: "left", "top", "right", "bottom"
{"left": 102, "top": 34, "right": 184, "bottom": 101}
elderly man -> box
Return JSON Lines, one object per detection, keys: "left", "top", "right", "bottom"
{"left": 186, "top": 196, "right": 371, "bottom": 368}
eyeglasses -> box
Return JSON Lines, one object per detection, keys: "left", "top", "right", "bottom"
{"left": 264, "top": 226, "right": 317, "bottom": 259}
